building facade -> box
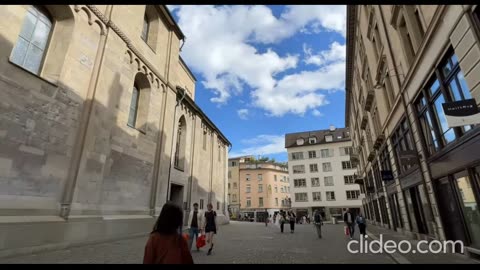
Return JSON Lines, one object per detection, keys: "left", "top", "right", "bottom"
{"left": 228, "top": 157, "right": 291, "bottom": 221}
{"left": 0, "top": 5, "right": 230, "bottom": 257}
{"left": 285, "top": 127, "right": 361, "bottom": 221}
{"left": 346, "top": 5, "right": 480, "bottom": 255}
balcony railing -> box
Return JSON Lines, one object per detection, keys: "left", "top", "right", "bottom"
{"left": 367, "top": 143, "right": 376, "bottom": 162}
{"left": 360, "top": 115, "right": 368, "bottom": 130}
{"left": 373, "top": 134, "right": 386, "bottom": 150}
{"left": 364, "top": 89, "right": 375, "bottom": 112}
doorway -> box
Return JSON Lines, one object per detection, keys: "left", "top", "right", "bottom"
{"left": 455, "top": 170, "right": 480, "bottom": 249}
{"left": 169, "top": 184, "right": 184, "bottom": 209}
{"left": 435, "top": 176, "right": 468, "bottom": 251}
{"left": 407, "top": 186, "right": 428, "bottom": 234}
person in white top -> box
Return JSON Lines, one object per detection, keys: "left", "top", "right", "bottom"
{"left": 187, "top": 203, "right": 204, "bottom": 251}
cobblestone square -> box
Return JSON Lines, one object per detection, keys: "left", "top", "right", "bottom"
{"left": 1, "top": 221, "right": 396, "bottom": 264}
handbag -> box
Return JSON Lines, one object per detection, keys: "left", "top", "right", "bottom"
{"left": 344, "top": 226, "right": 350, "bottom": 236}
{"left": 196, "top": 234, "right": 206, "bottom": 249}
{"left": 182, "top": 233, "right": 189, "bottom": 242}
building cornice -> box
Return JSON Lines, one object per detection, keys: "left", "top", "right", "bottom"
{"left": 86, "top": 5, "right": 174, "bottom": 93}
{"left": 345, "top": 5, "right": 357, "bottom": 128}
{"left": 179, "top": 56, "right": 197, "bottom": 82}
{"left": 85, "top": 5, "right": 229, "bottom": 147}
{"left": 176, "top": 86, "right": 231, "bottom": 147}
{"left": 157, "top": 5, "right": 185, "bottom": 40}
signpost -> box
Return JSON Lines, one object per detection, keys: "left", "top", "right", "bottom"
{"left": 442, "top": 99, "right": 480, "bottom": 128}
{"left": 381, "top": 170, "right": 394, "bottom": 181}
{"left": 399, "top": 150, "right": 418, "bottom": 167}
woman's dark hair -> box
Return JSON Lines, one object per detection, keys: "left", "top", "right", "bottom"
{"left": 152, "top": 202, "right": 183, "bottom": 235}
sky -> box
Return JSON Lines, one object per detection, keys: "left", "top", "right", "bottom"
{"left": 168, "top": 5, "right": 347, "bottom": 162}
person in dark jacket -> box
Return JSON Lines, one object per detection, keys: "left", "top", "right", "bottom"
{"left": 343, "top": 208, "right": 356, "bottom": 239}
{"left": 203, "top": 203, "right": 218, "bottom": 256}
{"left": 279, "top": 210, "right": 286, "bottom": 233}
{"left": 143, "top": 202, "right": 194, "bottom": 264}
{"left": 288, "top": 209, "right": 296, "bottom": 233}
{"left": 313, "top": 210, "right": 323, "bottom": 238}
{"left": 356, "top": 213, "right": 367, "bottom": 238}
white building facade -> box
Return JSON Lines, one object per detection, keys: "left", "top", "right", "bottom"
{"left": 285, "top": 127, "right": 362, "bottom": 221}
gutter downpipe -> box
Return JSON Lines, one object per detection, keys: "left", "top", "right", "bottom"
{"left": 60, "top": 5, "right": 113, "bottom": 219}
{"left": 377, "top": 5, "right": 436, "bottom": 238}
{"left": 149, "top": 84, "right": 169, "bottom": 216}
{"left": 186, "top": 102, "right": 196, "bottom": 222}
{"left": 208, "top": 131, "right": 214, "bottom": 204}
{"left": 166, "top": 88, "right": 187, "bottom": 203}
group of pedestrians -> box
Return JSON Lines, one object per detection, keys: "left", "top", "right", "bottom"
{"left": 143, "top": 201, "right": 219, "bottom": 264}
{"left": 343, "top": 208, "right": 367, "bottom": 239}
{"left": 274, "top": 209, "right": 297, "bottom": 233}
{"left": 271, "top": 208, "right": 367, "bottom": 240}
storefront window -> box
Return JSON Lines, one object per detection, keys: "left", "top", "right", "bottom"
{"left": 455, "top": 171, "right": 480, "bottom": 248}
{"left": 391, "top": 118, "right": 415, "bottom": 175}
{"left": 418, "top": 184, "right": 435, "bottom": 236}
{"left": 414, "top": 50, "right": 474, "bottom": 156}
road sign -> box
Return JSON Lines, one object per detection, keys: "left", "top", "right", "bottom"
{"left": 442, "top": 99, "right": 480, "bottom": 127}
{"left": 381, "top": 170, "right": 394, "bottom": 181}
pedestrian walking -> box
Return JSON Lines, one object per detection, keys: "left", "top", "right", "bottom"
{"left": 279, "top": 210, "right": 286, "bottom": 233}
{"left": 203, "top": 203, "right": 218, "bottom": 256}
{"left": 343, "top": 208, "right": 356, "bottom": 239}
{"left": 265, "top": 210, "right": 269, "bottom": 227}
{"left": 143, "top": 202, "right": 194, "bottom": 264}
{"left": 273, "top": 213, "right": 277, "bottom": 224}
{"left": 356, "top": 213, "right": 367, "bottom": 238}
{"left": 313, "top": 210, "right": 323, "bottom": 238}
{"left": 302, "top": 215, "right": 307, "bottom": 225}
{"left": 288, "top": 209, "right": 296, "bottom": 233}
{"left": 187, "top": 202, "right": 204, "bottom": 251}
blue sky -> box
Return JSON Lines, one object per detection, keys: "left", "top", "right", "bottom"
{"left": 168, "top": 5, "right": 346, "bottom": 162}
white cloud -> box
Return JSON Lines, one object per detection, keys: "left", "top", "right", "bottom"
{"left": 253, "top": 60, "right": 343, "bottom": 116}
{"left": 171, "top": 5, "right": 346, "bottom": 116}
{"left": 237, "top": 108, "right": 249, "bottom": 120}
{"left": 230, "top": 134, "right": 286, "bottom": 157}
{"left": 312, "top": 109, "right": 323, "bottom": 117}
{"left": 167, "top": 5, "right": 179, "bottom": 12}
{"left": 303, "top": 41, "right": 346, "bottom": 66}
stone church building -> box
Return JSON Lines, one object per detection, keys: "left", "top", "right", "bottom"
{"left": 0, "top": 5, "right": 230, "bottom": 256}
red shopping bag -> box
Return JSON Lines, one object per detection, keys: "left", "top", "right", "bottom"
{"left": 344, "top": 226, "right": 350, "bottom": 236}
{"left": 196, "top": 234, "right": 206, "bottom": 249}
{"left": 182, "top": 233, "right": 189, "bottom": 242}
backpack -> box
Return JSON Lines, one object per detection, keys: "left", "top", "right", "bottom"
{"left": 357, "top": 216, "right": 364, "bottom": 224}
{"left": 314, "top": 213, "right": 322, "bottom": 223}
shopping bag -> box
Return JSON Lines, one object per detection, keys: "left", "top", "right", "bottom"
{"left": 344, "top": 226, "right": 350, "bottom": 236}
{"left": 182, "top": 233, "right": 189, "bottom": 242}
{"left": 196, "top": 234, "right": 206, "bottom": 249}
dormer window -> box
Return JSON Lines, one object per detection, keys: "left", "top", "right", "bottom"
{"left": 325, "top": 135, "right": 333, "bottom": 142}
{"left": 296, "top": 138, "right": 305, "bottom": 145}
{"left": 308, "top": 137, "right": 317, "bottom": 144}
{"left": 141, "top": 13, "right": 149, "bottom": 42}
{"left": 140, "top": 6, "right": 159, "bottom": 50}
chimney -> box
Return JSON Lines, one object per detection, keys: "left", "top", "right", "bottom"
{"left": 329, "top": 125, "right": 336, "bottom": 131}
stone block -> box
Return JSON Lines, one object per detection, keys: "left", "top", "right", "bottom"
{"left": 450, "top": 15, "right": 470, "bottom": 49}
{"left": 455, "top": 30, "right": 476, "bottom": 62}
{"left": 464, "top": 61, "right": 480, "bottom": 92}
{"left": 460, "top": 44, "right": 480, "bottom": 77}
{"left": 0, "top": 157, "right": 13, "bottom": 177}
{"left": 19, "top": 145, "right": 45, "bottom": 156}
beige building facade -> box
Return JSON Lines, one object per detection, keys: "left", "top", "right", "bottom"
{"left": 285, "top": 127, "right": 361, "bottom": 221}
{"left": 346, "top": 5, "right": 480, "bottom": 254}
{"left": 228, "top": 157, "right": 290, "bottom": 221}
{"left": 0, "top": 5, "right": 230, "bottom": 257}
